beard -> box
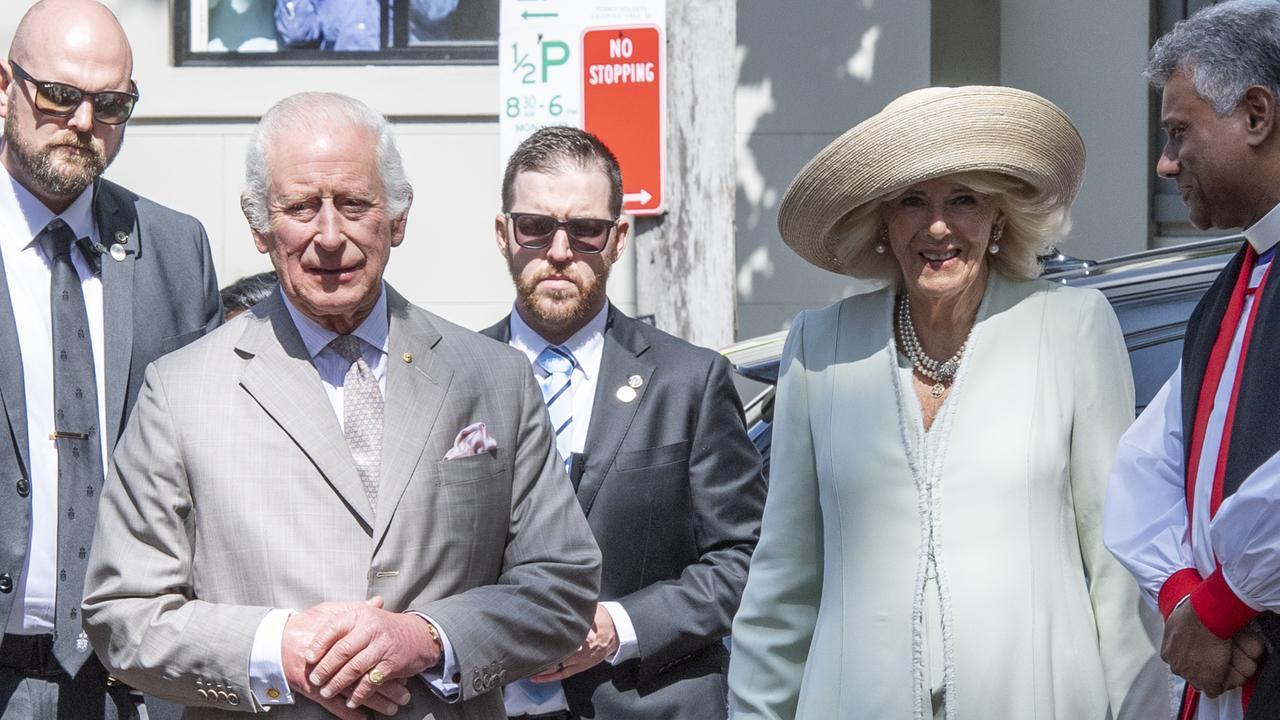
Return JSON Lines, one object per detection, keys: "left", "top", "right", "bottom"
{"left": 510, "top": 256, "right": 612, "bottom": 331}
{"left": 3, "top": 112, "right": 109, "bottom": 199}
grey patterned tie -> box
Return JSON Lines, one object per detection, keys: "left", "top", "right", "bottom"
{"left": 39, "top": 219, "right": 100, "bottom": 673}
{"left": 329, "top": 335, "right": 382, "bottom": 508}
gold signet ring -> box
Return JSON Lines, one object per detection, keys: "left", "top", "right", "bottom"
{"left": 368, "top": 668, "right": 386, "bottom": 686}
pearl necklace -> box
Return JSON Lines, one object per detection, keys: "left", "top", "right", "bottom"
{"left": 895, "top": 293, "right": 968, "bottom": 398}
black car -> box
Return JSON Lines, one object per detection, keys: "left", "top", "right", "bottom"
{"left": 723, "top": 235, "right": 1242, "bottom": 477}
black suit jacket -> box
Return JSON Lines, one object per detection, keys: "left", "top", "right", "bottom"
{"left": 484, "top": 305, "right": 766, "bottom": 720}
{"left": 0, "top": 178, "right": 221, "bottom": 715}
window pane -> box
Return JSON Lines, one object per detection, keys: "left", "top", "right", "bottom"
{"left": 178, "top": 0, "right": 497, "bottom": 64}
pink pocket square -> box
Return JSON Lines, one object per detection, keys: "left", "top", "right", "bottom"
{"left": 443, "top": 422, "right": 498, "bottom": 460}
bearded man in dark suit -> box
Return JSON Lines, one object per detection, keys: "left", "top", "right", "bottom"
{"left": 485, "top": 126, "right": 766, "bottom": 720}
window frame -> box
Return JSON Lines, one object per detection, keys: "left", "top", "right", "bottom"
{"left": 173, "top": 0, "right": 499, "bottom": 67}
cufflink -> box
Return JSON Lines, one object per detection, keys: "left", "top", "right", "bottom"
{"left": 266, "top": 688, "right": 281, "bottom": 700}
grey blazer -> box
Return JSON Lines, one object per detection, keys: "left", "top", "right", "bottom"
{"left": 483, "top": 307, "right": 766, "bottom": 720}
{"left": 0, "top": 176, "right": 221, "bottom": 639}
{"left": 82, "top": 287, "right": 602, "bottom": 720}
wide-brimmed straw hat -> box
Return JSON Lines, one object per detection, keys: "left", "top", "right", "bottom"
{"left": 777, "top": 85, "right": 1085, "bottom": 275}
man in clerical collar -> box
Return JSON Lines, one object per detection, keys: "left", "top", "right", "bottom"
{"left": 1105, "top": 2, "right": 1280, "bottom": 718}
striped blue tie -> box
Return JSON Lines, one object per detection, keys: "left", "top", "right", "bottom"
{"left": 536, "top": 345, "right": 576, "bottom": 472}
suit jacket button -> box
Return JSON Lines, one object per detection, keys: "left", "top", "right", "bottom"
{"left": 472, "top": 677, "right": 483, "bottom": 693}
{"left": 228, "top": 692, "right": 240, "bottom": 706}
{"left": 196, "top": 689, "right": 208, "bottom": 701}
{"left": 0, "top": 574, "right": 12, "bottom": 593}
{"left": 15, "top": 477, "right": 29, "bottom": 497}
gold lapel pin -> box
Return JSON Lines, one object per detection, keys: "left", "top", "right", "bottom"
{"left": 616, "top": 386, "right": 637, "bottom": 403}
{"left": 402, "top": 352, "right": 413, "bottom": 363}
{"left": 627, "top": 374, "right": 643, "bottom": 389}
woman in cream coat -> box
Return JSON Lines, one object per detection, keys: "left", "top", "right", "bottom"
{"left": 727, "top": 87, "right": 1170, "bottom": 720}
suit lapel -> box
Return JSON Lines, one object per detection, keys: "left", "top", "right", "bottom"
{"left": 578, "top": 308, "right": 653, "bottom": 514}
{"left": 372, "top": 289, "right": 451, "bottom": 549}
{"left": 0, "top": 245, "right": 29, "bottom": 476}
{"left": 236, "top": 294, "right": 374, "bottom": 530}
{"left": 94, "top": 183, "right": 137, "bottom": 446}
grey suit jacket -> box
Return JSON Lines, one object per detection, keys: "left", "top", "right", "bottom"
{"left": 483, "top": 307, "right": 766, "bottom": 720}
{"left": 0, "top": 176, "right": 221, "bottom": 638}
{"left": 82, "top": 287, "right": 602, "bottom": 720}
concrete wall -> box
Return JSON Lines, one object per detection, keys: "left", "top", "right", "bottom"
{"left": 734, "top": 0, "right": 930, "bottom": 339}
{"left": 733, "top": 0, "right": 1153, "bottom": 338}
{"left": 1000, "top": 0, "right": 1151, "bottom": 262}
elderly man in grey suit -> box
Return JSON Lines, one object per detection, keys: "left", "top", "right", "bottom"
{"left": 483, "top": 126, "right": 765, "bottom": 720}
{"left": 0, "top": 2, "right": 221, "bottom": 719}
{"left": 81, "top": 91, "right": 601, "bottom": 720}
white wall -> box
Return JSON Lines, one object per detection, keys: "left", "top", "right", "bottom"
{"left": 1000, "top": 0, "right": 1152, "bottom": 262}
{"left": 734, "top": 0, "right": 1155, "bottom": 339}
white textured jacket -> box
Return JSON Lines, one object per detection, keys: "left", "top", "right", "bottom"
{"left": 728, "top": 273, "right": 1170, "bottom": 720}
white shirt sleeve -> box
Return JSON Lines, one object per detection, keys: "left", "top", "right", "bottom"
{"left": 248, "top": 608, "right": 295, "bottom": 706}
{"left": 600, "top": 601, "right": 638, "bottom": 664}
{"left": 410, "top": 613, "right": 461, "bottom": 701}
{"left": 1211, "top": 449, "right": 1280, "bottom": 612}
{"left": 1103, "top": 365, "right": 1197, "bottom": 613}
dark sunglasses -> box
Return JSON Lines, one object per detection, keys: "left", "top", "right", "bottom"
{"left": 506, "top": 212, "right": 617, "bottom": 254}
{"left": 8, "top": 61, "right": 139, "bottom": 125}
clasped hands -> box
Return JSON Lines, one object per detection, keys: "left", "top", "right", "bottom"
{"left": 1162, "top": 600, "right": 1267, "bottom": 698}
{"left": 281, "top": 596, "right": 443, "bottom": 719}
{"left": 530, "top": 603, "right": 621, "bottom": 683}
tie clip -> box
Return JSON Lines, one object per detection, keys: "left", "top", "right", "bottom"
{"left": 49, "top": 431, "right": 90, "bottom": 440}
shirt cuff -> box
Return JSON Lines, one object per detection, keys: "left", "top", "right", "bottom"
{"left": 249, "top": 608, "right": 295, "bottom": 706}
{"left": 409, "top": 612, "right": 461, "bottom": 702}
{"left": 1159, "top": 568, "right": 1204, "bottom": 620}
{"left": 600, "top": 601, "right": 638, "bottom": 665}
{"left": 1189, "top": 566, "right": 1260, "bottom": 639}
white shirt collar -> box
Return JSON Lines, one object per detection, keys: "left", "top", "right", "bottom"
{"left": 1244, "top": 201, "right": 1280, "bottom": 255}
{"left": 509, "top": 301, "right": 609, "bottom": 381}
{"left": 281, "top": 284, "right": 390, "bottom": 359}
{"left": 0, "top": 154, "right": 96, "bottom": 254}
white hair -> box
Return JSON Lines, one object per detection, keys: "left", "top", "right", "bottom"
{"left": 242, "top": 92, "right": 412, "bottom": 233}
{"left": 1146, "top": 0, "right": 1280, "bottom": 116}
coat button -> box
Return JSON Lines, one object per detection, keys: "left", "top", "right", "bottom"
{"left": 16, "top": 478, "right": 28, "bottom": 497}
{"left": 0, "top": 574, "right": 11, "bottom": 593}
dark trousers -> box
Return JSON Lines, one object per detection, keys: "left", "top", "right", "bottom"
{"left": 0, "top": 634, "right": 142, "bottom": 720}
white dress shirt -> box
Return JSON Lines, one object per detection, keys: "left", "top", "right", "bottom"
{"left": 247, "top": 287, "right": 461, "bottom": 706}
{"left": 1105, "top": 202, "right": 1280, "bottom": 720}
{"left": 503, "top": 302, "right": 639, "bottom": 716}
{"left": 0, "top": 161, "right": 106, "bottom": 636}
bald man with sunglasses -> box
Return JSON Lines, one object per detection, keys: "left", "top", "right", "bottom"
{"left": 483, "top": 126, "right": 765, "bottom": 720}
{"left": 0, "top": 2, "right": 220, "bottom": 718}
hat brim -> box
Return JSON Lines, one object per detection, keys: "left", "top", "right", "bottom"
{"left": 778, "top": 86, "right": 1086, "bottom": 275}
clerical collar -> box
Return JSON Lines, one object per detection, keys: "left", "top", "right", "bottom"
{"left": 1244, "top": 201, "right": 1280, "bottom": 255}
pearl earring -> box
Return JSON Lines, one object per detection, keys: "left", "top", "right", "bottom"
{"left": 988, "top": 225, "right": 1003, "bottom": 255}
{"left": 875, "top": 225, "right": 888, "bottom": 254}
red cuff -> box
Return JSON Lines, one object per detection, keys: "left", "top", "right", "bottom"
{"left": 1189, "top": 567, "right": 1259, "bottom": 639}
{"left": 1159, "top": 568, "right": 1203, "bottom": 620}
